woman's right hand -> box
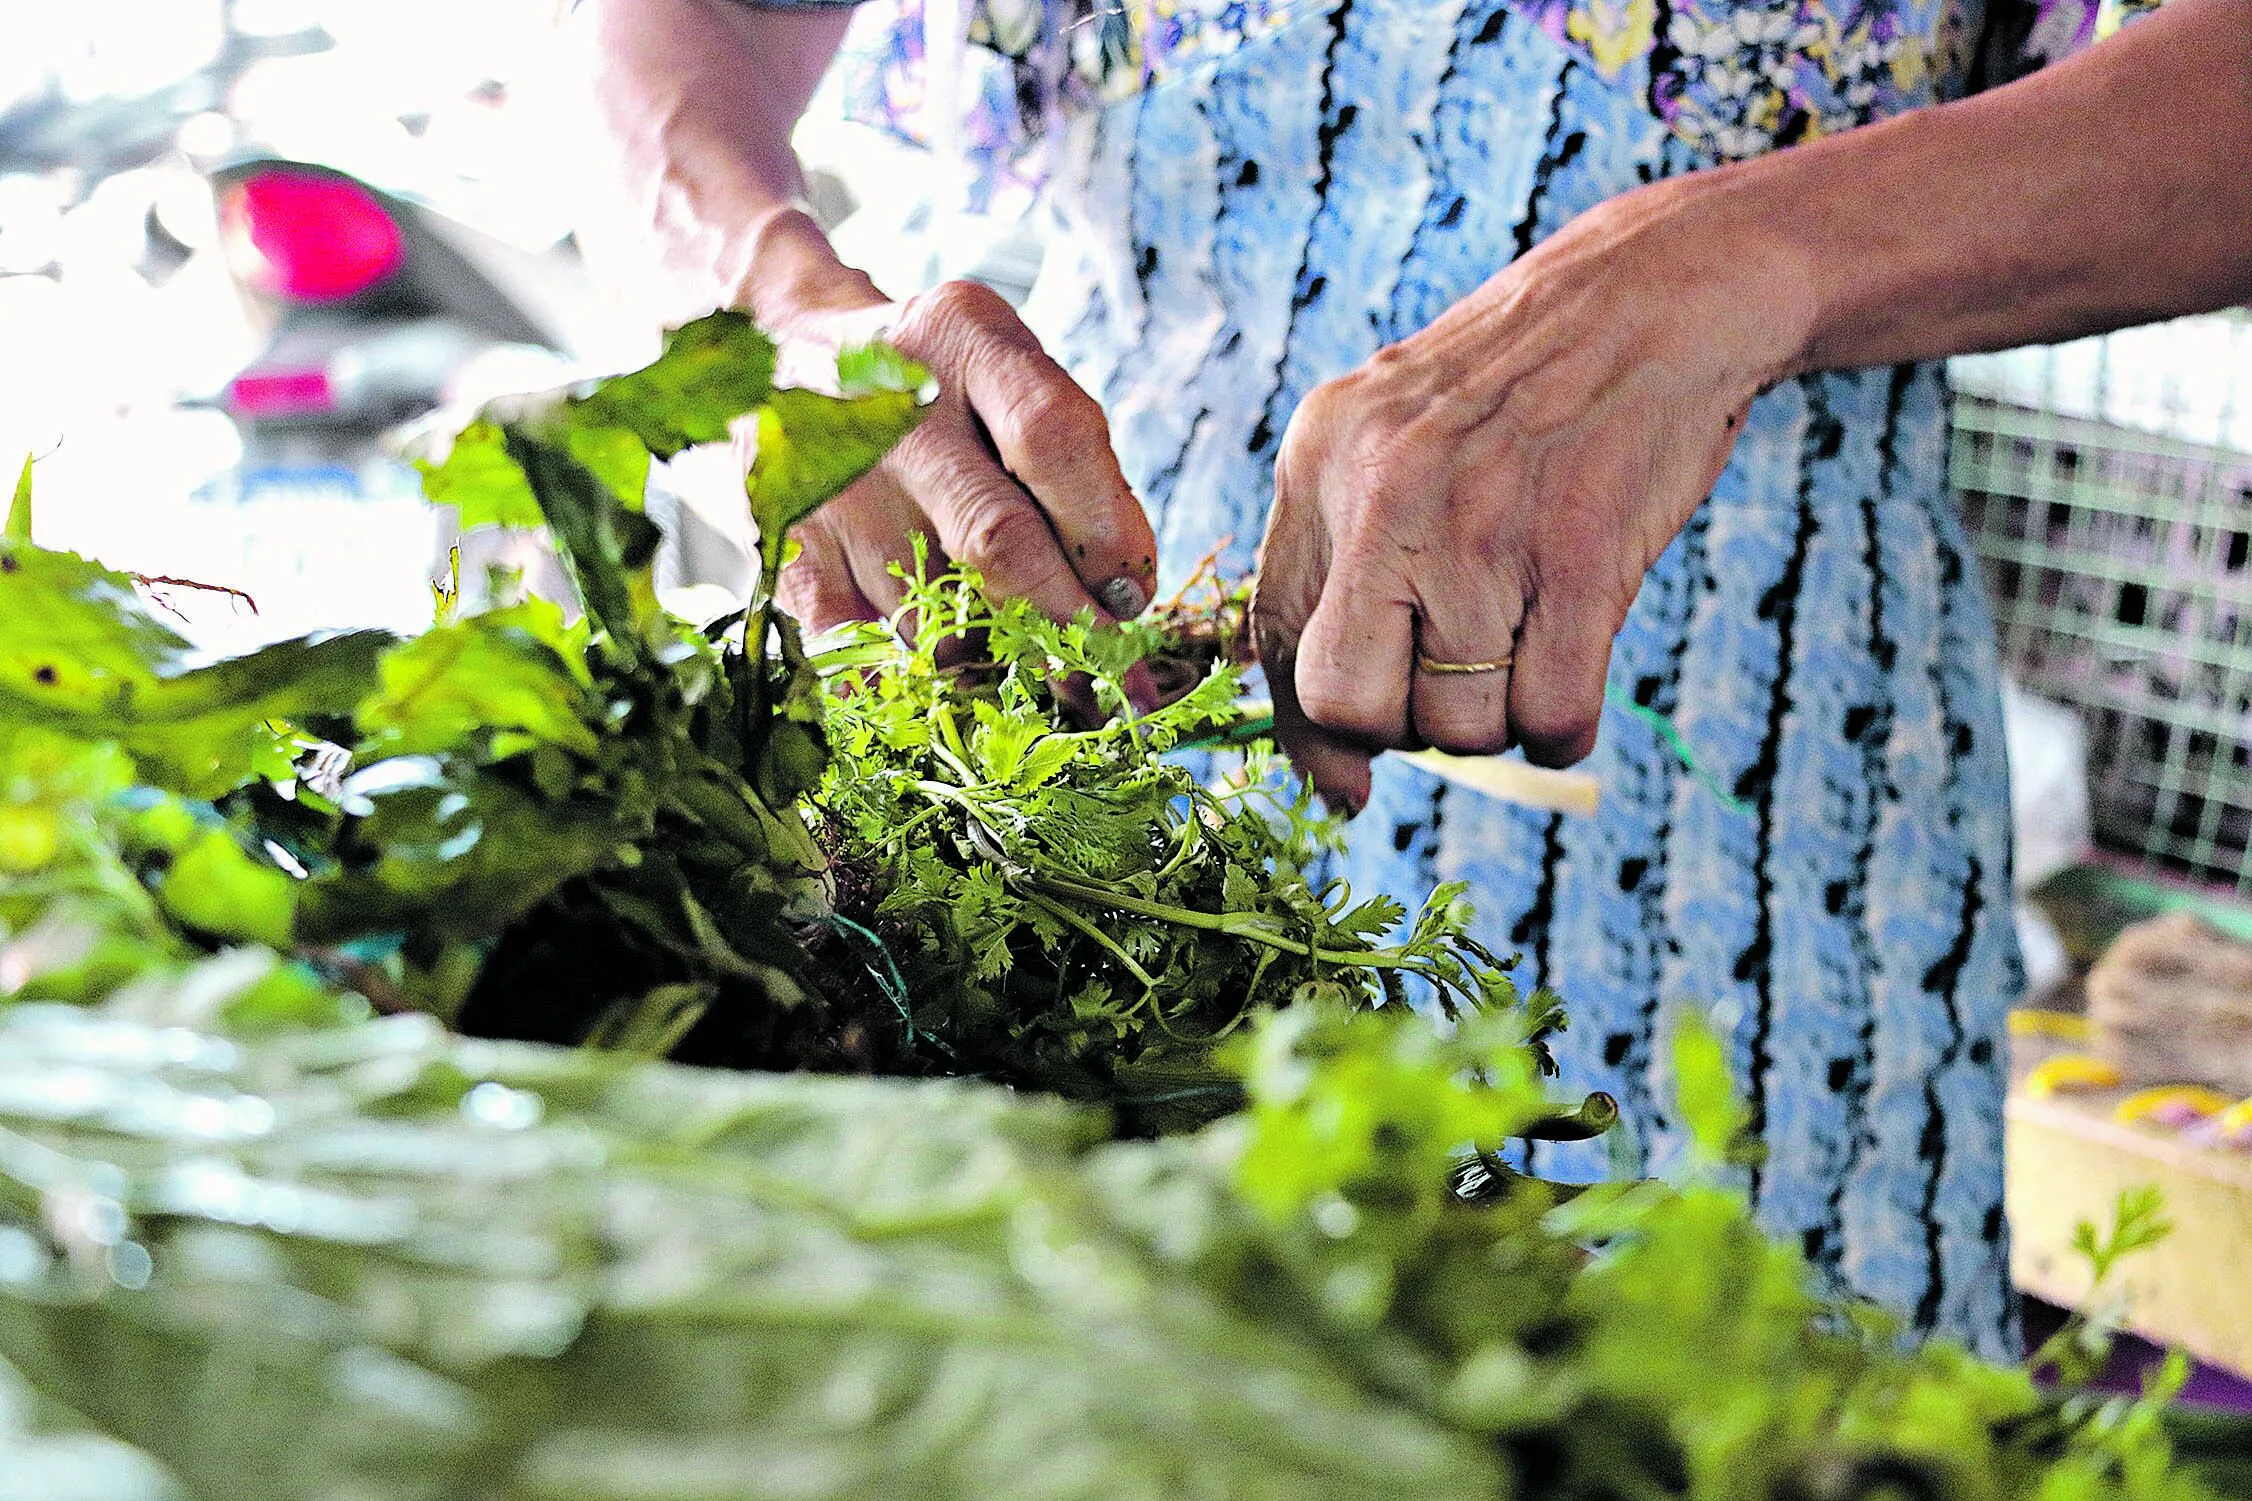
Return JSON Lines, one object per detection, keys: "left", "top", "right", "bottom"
{"left": 751, "top": 238, "right": 1160, "bottom": 667}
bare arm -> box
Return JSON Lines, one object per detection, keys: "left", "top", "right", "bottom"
{"left": 1254, "top": 0, "right": 2252, "bottom": 807}
{"left": 1759, "top": 0, "right": 2252, "bottom": 373}
{"left": 574, "top": 0, "right": 876, "bottom": 321}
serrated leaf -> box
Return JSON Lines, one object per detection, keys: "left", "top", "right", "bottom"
{"left": 562, "top": 423, "right": 653, "bottom": 511}
{"left": 746, "top": 384, "right": 926, "bottom": 566}
{"left": 356, "top": 616, "right": 599, "bottom": 759}
{"left": 0, "top": 544, "right": 390, "bottom": 795}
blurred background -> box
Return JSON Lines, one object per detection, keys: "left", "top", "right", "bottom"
{"left": 0, "top": 0, "right": 1020, "bottom": 655}
{"left": 0, "top": 0, "right": 616, "bottom": 650}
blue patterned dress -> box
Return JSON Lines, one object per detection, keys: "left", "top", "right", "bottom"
{"left": 745, "top": 0, "right": 2151, "bottom": 1356}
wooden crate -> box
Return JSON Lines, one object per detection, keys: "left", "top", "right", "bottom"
{"left": 2008, "top": 1063, "right": 2252, "bottom": 1378}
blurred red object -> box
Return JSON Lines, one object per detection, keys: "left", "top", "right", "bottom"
{"left": 225, "top": 366, "right": 334, "bottom": 417}
{"left": 220, "top": 168, "right": 403, "bottom": 302}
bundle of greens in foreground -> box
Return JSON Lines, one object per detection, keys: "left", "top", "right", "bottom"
{"left": 0, "top": 980, "right": 2234, "bottom": 1501}
{"left": 808, "top": 549, "right": 1585, "bottom": 1129}
{"left": 0, "top": 309, "right": 1573, "bottom": 1128}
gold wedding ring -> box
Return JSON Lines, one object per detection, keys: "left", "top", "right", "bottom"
{"left": 1415, "top": 651, "right": 1514, "bottom": 676}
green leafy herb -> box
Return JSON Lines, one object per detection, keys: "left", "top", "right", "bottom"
{"left": 3, "top": 311, "right": 929, "bottom": 1067}
{"left": 809, "top": 545, "right": 1575, "bottom": 1128}
{"left": 0, "top": 308, "right": 2241, "bottom": 1501}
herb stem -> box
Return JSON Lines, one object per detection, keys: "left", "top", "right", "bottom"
{"left": 1024, "top": 871, "right": 1433, "bottom": 974}
{"left": 1023, "top": 890, "right": 1158, "bottom": 994}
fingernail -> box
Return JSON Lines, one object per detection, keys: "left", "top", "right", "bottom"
{"left": 1098, "top": 575, "right": 1150, "bottom": 620}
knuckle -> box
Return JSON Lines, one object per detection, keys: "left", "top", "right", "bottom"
{"left": 999, "top": 381, "right": 1104, "bottom": 459}
{"left": 1466, "top": 537, "right": 1537, "bottom": 611}
{"left": 954, "top": 493, "right": 1051, "bottom": 570}
{"left": 1428, "top": 716, "right": 1513, "bottom": 758}
{"left": 1515, "top": 704, "right": 1600, "bottom": 767}
{"left": 898, "top": 280, "right": 1010, "bottom": 361}
{"left": 1279, "top": 385, "right": 1345, "bottom": 462}
{"left": 1297, "top": 670, "right": 1392, "bottom": 743}
{"left": 941, "top": 278, "right": 1008, "bottom": 319}
{"left": 919, "top": 278, "right": 1008, "bottom": 335}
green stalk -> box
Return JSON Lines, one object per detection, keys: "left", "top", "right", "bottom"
{"left": 1025, "top": 871, "right": 1439, "bottom": 976}
{"left": 1023, "top": 890, "right": 1159, "bottom": 994}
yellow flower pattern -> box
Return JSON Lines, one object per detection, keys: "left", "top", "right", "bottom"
{"left": 1565, "top": 0, "right": 1659, "bottom": 77}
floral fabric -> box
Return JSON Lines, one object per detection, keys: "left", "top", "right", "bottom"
{"left": 747, "top": 0, "right": 2162, "bottom": 1359}
{"left": 814, "top": 0, "right": 2157, "bottom": 205}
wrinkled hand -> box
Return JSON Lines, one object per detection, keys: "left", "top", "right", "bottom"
{"left": 762, "top": 277, "right": 1160, "bottom": 677}
{"left": 1251, "top": 181, "right": 1810, "bottom": 812}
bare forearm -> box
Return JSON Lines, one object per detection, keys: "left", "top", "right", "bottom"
{"left": 573, "top": 0, "right": 877, "bottom": 319}
{"left": 1684, "top": 0, "right": 2252, "bottom": 376}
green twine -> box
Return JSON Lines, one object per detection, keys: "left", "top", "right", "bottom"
{"left": 821, "top": 911, "right": 935, "bottom": 1051}
{"left": 1603, "top": 688, "right": 1752, "bottom": 817}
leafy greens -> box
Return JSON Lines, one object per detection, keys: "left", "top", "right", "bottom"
{"left": 1, "top": 307, "right": 2245, "bottom": 1501}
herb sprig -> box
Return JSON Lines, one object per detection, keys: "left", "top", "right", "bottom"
{"left": 812, "top": 545, "right": 1578, "bottom": 1128}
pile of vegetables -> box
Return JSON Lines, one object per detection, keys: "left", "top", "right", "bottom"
{"left": 1, "top": 316, "right": 2246, "bottom": 1499}
{"left": 2, "top": 312, "right": 1567, "bottom": 1127}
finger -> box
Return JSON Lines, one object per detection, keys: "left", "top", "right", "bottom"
{"left": 776, "top": 525, "right": 882, "bottom": 635}
{"left": 910, "top": 280, "right": 1159, "bottom": 620}
{"left": 1271, "top": 660, "right": 1377, "bottom": 815}
{"left": 1507, "top": 571, "right": 1620, "bottom": 768}
{"left": 1251, "top": 549, "right": 1371, "bottom": 813}
{"left": 1409, "top": 574, "right": 1526, "bottom": 756}
{"left": 1293, "top": 572, "right": 1416, "bottom": 750}
{"left": 908, "top": 424, "right": 1161, "bottom": 710}
{"left": 840, "top": 505, "right": 928, "bottom": 622}
{"left": 966, "top": 340, "right": 1159, "bottom": 620}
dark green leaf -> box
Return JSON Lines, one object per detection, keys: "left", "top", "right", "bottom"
{"left": 154, "top": 827, "right": 297, "bottom": 947}
{"left": 356, "top": 616, "right": 599, "bottom": 759}
{"left": 745, "top": 386, "right": 924, "bottom": 563}
{"left": 562, "top": 424, "right": 652, "bottom": 512}
{"left": 297, "top": 762, "right": 620, "bottom": 943}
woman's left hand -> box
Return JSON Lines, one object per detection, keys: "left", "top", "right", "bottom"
{"left": 1251, "top": 175, "right": 1812, "bottom": 813}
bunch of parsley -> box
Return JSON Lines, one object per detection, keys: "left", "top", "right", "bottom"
{"left": 810, "top": 548, "right": 1599, "bottom": 1132}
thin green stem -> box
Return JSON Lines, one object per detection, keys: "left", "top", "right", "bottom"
{"left": 1025, "top": 890, "right": 1158, "bottom": 994}
{"left": 1026, "top": 871, "right": 1436, "bottom": 974}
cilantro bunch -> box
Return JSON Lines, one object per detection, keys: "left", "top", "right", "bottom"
{"left": 810, "top": 549, "right": 1595, "bottom": 1131}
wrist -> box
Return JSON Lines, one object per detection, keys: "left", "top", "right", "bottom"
{"left": 1662, "top": 161, "right": 1831, "bottom": 389}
